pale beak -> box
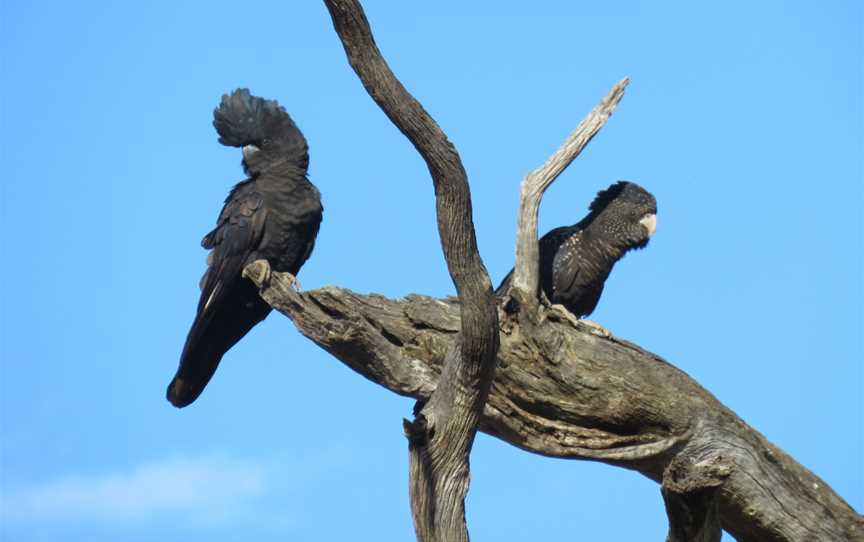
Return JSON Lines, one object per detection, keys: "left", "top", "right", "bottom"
{"left": 639, "top": 214, "right": 657, "bottom": 236}
{"left": 242, "top": 144, "right": 260, "bottom": 161}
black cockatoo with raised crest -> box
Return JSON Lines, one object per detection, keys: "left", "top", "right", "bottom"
{"left": 167, "top": 89, "right": 323, "bottom": 408}
{"left": 499, "top": 181, "right": 656, "bottom": 318}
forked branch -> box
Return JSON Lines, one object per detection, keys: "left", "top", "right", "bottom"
{"left": 256, "top": 3, "right": 864, "bottom": 541}
{"left": 244, "top": 266, "right": 864, "bottom": 541}
{"left": 323, "top": 1, "right": 499, "bottom": 541}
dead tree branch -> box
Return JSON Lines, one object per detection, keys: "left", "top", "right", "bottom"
{"left": 323, "top": 1, "right": 499, "bottom": 540}
{"left": 244, "top": 265, "right": 864, "bottom": 541}
{"left": 661, "top": 447, "right": 730, "bottom": 542}
{"left": 250, "top": 3, "right": 864, "bottom": 540}
{"left": 510, "top": 79, "right": 629, "bottom": 306}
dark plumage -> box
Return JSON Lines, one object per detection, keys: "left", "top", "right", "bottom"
{"left": 167, "top": 89, "right": 323, "bottom": 408}
{"left": 499, "top": 181, "right": 656, "bottom": 317}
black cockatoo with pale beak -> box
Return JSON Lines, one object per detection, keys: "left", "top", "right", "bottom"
{"left": 167, "top": 89, "right": 323, "bottom": 408}
{"left": 499, "top": 181, "right": 657, "bottom": 318}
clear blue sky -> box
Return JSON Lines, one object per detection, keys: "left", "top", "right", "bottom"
{"left": 1, "top": 1, "right": 861, "bottom": 540}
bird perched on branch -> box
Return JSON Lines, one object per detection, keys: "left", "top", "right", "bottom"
{"left": 499, "top": 181, "right": 656, "bottom": 318}
{"left": 167, "top": 88, "right": 323, "bottom": 408}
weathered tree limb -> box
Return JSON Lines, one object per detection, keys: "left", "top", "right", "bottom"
{"left": 279, "top": 3, "right": 863, "bottom": 541}
{"left": 661, "top": 451, "right": 729, "bottom": 542}
{"left": 323, "top": 2, "right": 499, "bottom": 540}
{"left": 243, "top": 265, "right": 864, "bottom": 542}
{"left": 510, "top": 78, "right": 629, "bottom": 306}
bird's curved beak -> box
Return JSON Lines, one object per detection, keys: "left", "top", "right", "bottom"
{"left": 242, "top": 144, "right": 260, "bottom": 161}
{"left": 639, "top": 214, "right": 657, "bottom": 236}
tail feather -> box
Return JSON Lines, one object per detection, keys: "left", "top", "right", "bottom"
{"left": 167, "top": 343, "right": 223, "bottom": 408}
{"left": 168, "top": 313, "right": 234, "bottom": 408}
{"left": 167, "top": 282, "right": 271, "bottom": 408}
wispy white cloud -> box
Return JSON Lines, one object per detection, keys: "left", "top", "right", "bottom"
{"left": 2, "top": 456, "right": 266, "bottom": 524}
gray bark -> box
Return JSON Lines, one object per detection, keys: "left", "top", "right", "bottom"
{"left": 323, "top": 2, "right": 499, "bottom": 540}
{"left": 259, "top": 2, "right": 864, "bottom": 540}
{"left": 243, "top": 264, "right": 864, "bottom": 542}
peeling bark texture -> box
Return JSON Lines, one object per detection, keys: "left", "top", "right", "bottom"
{"left": 323, "top": 2, "right": 499, "bottom": 541}
{"left": 244, "top": 263, "right": 863, "bottom": 542}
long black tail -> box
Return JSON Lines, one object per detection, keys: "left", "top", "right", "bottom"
{"left": 167, "top": 281, "right": 271, "bottom": 408}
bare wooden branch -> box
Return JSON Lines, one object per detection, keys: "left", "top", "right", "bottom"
{"left": 510, "top": 79, "right": 629, "bottom": 304}
{"left": 323, "top": 2, "right": 499, "bottom": 540}
{"left": 661, "top": 445, "right": 730, "bottom": 542}
{"left": 257, "top": 5, "right": 864, "bottom": 541}
{"left": 245, "top": 265, "right": 864, "bottom": 542}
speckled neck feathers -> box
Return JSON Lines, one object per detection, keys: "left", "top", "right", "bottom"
{"left": 498, "top": 181, "right": 657, "bottom": 318}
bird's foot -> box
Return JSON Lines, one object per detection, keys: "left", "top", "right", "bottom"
{"left": 242, "top": 259, "right": 272, "bottom": 288}
{"left": 549, "top": 303, "right": 582, "bottom": 328}
{"left": 577, "top": 319, "right": 612, "bottom": 339}
{"left": 548, "top": 305, "right": 612, "bottom": 338}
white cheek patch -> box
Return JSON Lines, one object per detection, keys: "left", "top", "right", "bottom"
{"left": 640, "top": 214, "right": 657, "bottom": 236}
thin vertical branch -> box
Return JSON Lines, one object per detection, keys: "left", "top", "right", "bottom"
{"left": 323, "top": 2, "right": 499, "bottom": 540}
{"left": 510, "top": 79, "right": 628, "bottom": 305}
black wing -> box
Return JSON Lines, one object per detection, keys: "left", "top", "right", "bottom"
{"left": 495, "top": 226, "right": 573, "bottom": 296}
{"left": 167, "top": 180, "right": 269, "bottom": 407}
{"left": 197, "top": 180, "right": 266, "bottom": 312}
{"left": 550, "top": 231, "right": 605, "bottom": 318}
